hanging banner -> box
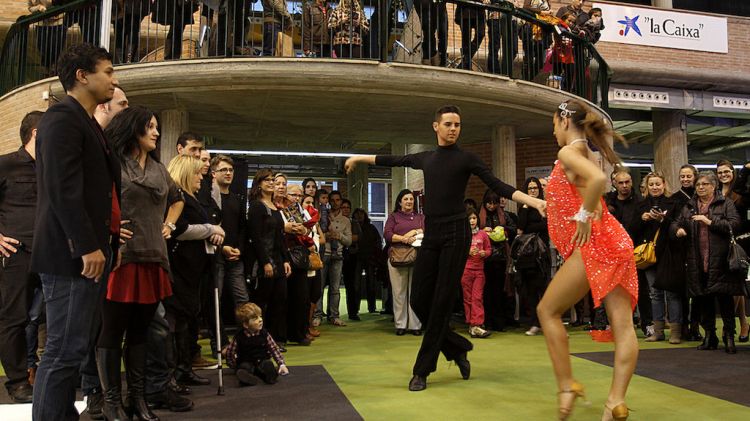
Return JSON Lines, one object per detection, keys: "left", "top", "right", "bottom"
{"left": 593, "top": 3, "right": 728, "bottom": 53}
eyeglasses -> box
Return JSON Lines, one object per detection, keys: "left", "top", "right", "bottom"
{"left": 214, "top": 168, "right": 234, "bottom": 174}
{"left": 261, "top": 178, "right": 274, "bottom": 183}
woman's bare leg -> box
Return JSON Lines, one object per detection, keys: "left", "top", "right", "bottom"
{"left": 537, "top": 250, "right": 590, "bottom": 392}
{"left": 735, "top": 296, "right": 749, "bottom": 336}
{"left": 602, "top": 285, "right": 638, "bottom": 409}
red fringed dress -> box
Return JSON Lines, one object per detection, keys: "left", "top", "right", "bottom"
{"left": 546, "top": 161, "right": 638, "bottom": 341}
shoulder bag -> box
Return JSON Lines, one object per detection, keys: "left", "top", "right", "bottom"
{"left": 634, "top": 228, "right": 659, "bottom": 270}
{"left": 389, "top": 245, "right": 417, "bottom": 267}
{"left": 728, "top": 228, "right": 749, "bottom": 273}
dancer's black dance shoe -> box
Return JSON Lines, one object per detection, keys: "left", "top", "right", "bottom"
{"left": 408, "top": 375, "right": 427, "bottom": 391}
{"left": 455, "top": 353, "right": 471, "bottom": 380}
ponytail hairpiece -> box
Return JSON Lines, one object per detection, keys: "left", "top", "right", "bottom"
{"left": 559, "top": 102, "right": 576, "bottom": 118}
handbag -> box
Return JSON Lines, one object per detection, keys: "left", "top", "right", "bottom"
{"left": 389, "top": 245, "right": 417, "bottom": 267}
{"left": 308, "top": 248, "right": 323, "bottom": 271}
{"left": 634, "top": 229, "right": 659, "bottom": 270}
{"left": 728, "top": 228, "right": 749, "bottom": 273}
{"left": 288, "top": 245, "right": 310, "bottom": 270}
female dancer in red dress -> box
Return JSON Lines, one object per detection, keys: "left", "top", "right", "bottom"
{"left": 537, "top": 100, "right": 638, "bottom": 421}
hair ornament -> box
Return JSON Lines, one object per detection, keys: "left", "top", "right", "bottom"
{"left": 559, "top": 102, "right": 576, "bottom": 118}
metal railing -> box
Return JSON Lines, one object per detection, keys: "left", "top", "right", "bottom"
{"left": 1, "top": 0, "right": 610, "bottom": 108}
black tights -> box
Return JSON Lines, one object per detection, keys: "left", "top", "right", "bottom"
{"left": 98, "top": 301, "right": 159, "bottom": 348}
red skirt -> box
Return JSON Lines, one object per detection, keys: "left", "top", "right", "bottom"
{"left": 107, "top": 262, "right": 173, "bottom": 304}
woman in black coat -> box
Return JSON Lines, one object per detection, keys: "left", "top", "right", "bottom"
{"left": 246, "top": 168, "right": 291, "bottom": 346}
{"left": 672, "top": 171, "right": 744, "bottom": 353}
{"left": 165, "top": 155, "right": 225, "bottom": 387}
{"left": 633, "top": 172, "right": 683, "bottom": 343}
{"left": 517, "top": 177, "right": 549, "bottom": 336}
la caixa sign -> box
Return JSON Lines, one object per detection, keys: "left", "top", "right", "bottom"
{"left": 593, "top": 3, "right": 728, "bottom": 53}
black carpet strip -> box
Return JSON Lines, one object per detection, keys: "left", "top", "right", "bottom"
{"left": 573, "top": 345, "right": 750, "bottom": 407}
{"left": 1, "top": 365, "right": 363, "bottom": 420}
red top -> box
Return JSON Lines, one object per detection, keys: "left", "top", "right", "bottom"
{"left": 546, "top": 161, "right": 638, "bottom": 342}
{"left": 465, "top": 229, "right": 491, "bottom": 271}
{"left": 110, "top": 184, "right": 120, "bottom": 236}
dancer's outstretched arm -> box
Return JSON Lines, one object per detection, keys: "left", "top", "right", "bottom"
{"left": 344, "top": 155, "right": 376, "bottom": 173}
{"left": 511, "top": 190, "right": 547, "bottom": 217}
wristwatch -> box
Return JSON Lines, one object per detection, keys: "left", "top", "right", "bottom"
{"left": 164, "top": 222, "right": 177, "bottom": 231}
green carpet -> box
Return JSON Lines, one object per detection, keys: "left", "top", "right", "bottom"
{"left": 6, "top": 300, "right": 750, "bottom": 420}
{"left": 282, "top": 305, "right": 750, "bottom": 421}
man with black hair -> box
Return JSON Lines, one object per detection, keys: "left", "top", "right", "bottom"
{"left": 79, "top": 84, "right": 131, "bottom": 420}
{"left": 31, "top": 43, "right": 121, "bottom": 420}
{"left": 345, "top": 105, "right": 545, "bottom": 391}
{"left": 0, "top": 111, "right": 44, "bottom": 404}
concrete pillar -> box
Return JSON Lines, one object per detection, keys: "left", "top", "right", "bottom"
{"left": 491, "top": 125, "right": 517, "bottom": 213}
{"left": 347, "top": 160, "right": 368, "bottom": 211}
{"left": 405, "top": 143, "right": 431, "bottom": 192}
{"left": 653, "top": 109, "right": 688, "bottom": 193}
{"left": 390, "top": 143, "right": 407, "bottom": 206}
{"left": 651, "top": 0, "right": 673, "bottom": 8}
{"left": 160, "top": 109, "right": 189, "bottom": 166}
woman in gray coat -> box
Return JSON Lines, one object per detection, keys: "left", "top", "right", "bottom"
{"left": 672, "top": 171, "right": 745, "bottom": 354}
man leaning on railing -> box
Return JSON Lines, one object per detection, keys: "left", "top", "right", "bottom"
{"left": 262, "top": 0, "right": 293, "bottom": 56}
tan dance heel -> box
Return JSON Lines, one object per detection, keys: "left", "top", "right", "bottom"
{"left": 602, "top": 402, "right": 629, "bottom": 421}
{"left": 558, "top": 381, "right": 589, "bottom": 420}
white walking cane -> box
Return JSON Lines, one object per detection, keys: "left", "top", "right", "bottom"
{"left": 213, "top": 285, "right": 225, "bottom": 395}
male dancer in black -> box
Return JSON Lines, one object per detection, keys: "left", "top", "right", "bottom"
{"left": 345, "top": 105, "right": 546, "bottom": 391}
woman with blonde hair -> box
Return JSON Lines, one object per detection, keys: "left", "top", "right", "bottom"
{"left": 164, "top": 155, "right": 225, "bottom": 389}
{"left": 537, "top": 99, "right": 637, "bottom": 420}
{"left": 634, "top": 171, "right": 682, "bottom": 344}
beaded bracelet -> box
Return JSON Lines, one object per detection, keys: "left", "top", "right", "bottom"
{"left": 570, "top": 206, "right": 595, "bottom": 223}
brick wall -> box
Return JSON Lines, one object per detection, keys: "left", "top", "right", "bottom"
{"left": 0, "top": 82, "right": 49, "bottom": 154}
{"left": 462, "top": 136, "right": 558, "bottom": 206}
{"left": 0, "top": 0, "right": 28, "bottom": 23}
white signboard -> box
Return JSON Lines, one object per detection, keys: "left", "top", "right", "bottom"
{"left": 593, "top": 3, "right": 728, "bottom": 53}
{"left": 525, "top": 166, "right": 552, "bottom": 181}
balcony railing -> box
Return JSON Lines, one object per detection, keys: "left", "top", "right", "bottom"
{"left": 1, "top": 0, "right": 610, "bottom": 108}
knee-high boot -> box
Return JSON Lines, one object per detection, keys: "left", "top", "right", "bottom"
{"left": 96, "top": 347, "right": 128, "bottom": 421}
{"left": 124, "top": 344, "right": 159, "bottom": 420}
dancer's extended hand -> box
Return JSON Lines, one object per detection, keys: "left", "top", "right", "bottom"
{"left": 570, "top": 220, "right": 592, "bottom": 247}
{"left": 534, "top": 199, "right": 547, "bottom": 218}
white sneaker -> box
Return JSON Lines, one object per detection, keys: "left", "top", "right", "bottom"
{"left": 469, "top": 326, "right": 491, "bottom": 338}
{"left": 645, "top": 325, "right": 655, "bottom": 338}
{"left": 525, "top": 326, "right": 541, "bottom": 336}
{"left": 312, "top": 317, "right": 321, "bottom": 327}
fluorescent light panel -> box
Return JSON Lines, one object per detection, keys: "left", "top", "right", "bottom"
{"left": 208, "top": 149, "right": 371, "bottom": 158}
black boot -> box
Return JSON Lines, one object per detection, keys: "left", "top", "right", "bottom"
{"left": 723, "top": 334, "right": 737, "bottom": 354}
{"left": 96, "top": 348, "right": 128, "bottom": 421}
{"left": 124, "top": 344, "right": 159, "bottom": 421}
{"left": 174, "top": 330, "right": 210, "bottom": 386}
{"left": 696, "top": 330, "right": 718, "bottom": 350}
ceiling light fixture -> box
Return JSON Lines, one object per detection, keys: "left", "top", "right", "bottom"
{"left": 207, "top": 149, "right": 374, "bottom": 158}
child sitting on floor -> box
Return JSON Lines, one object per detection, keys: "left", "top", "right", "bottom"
{"left": 226, "top": 302, "right": 289, "bottom": 386}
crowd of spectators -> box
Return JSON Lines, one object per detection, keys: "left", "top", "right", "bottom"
{"left": 20, "top": 0, "right": 603, "bottom": 92}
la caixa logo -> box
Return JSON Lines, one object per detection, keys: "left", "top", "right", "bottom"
{"left": 617, "top": 13, "right": 704, "bottom": 39}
